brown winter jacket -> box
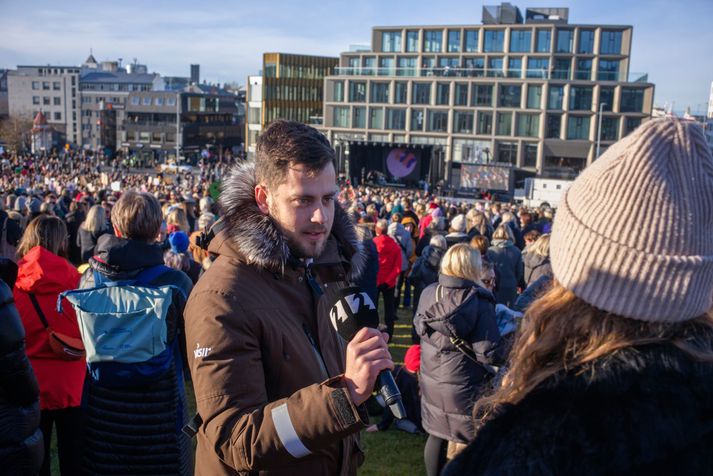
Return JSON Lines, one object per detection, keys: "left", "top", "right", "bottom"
{"left": 184, "top": 161, "right": 368, "bottom": 476}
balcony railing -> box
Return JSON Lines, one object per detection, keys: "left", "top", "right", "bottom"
{"left": 332, "top": 67, "right": 649, "bottom": 83}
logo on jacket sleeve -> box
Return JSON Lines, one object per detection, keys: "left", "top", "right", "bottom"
{"left": 194, "top": 343, "right": 212, "bottom": 359}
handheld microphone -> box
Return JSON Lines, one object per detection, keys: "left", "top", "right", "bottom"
{"left": 329, "top": 286, "right": 407, "bottom": 420}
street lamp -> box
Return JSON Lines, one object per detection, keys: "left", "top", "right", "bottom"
{"left": 596, "top": 102, "right": 608, "bottom": 158}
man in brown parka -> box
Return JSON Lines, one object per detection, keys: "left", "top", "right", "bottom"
{"left": 184, "top": 121, "right": 394, "bottom": 476}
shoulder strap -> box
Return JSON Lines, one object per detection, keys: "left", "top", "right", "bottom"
{"left": 135, "top": 264, "right": 170, "bottom": 286}
{"left": 436, "top": 284, "right": 444, "bottom": 302}
{"left": 28, "top": 293, "right": 50, "bottom": 329}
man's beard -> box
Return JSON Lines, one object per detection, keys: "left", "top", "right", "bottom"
{"left": 269, "top": 203, "right": 329, "bottom": 259}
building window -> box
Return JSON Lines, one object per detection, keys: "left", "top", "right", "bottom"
{"left": 52, "top": 81, "right": 61, "bottom": 90}
{"left": 54, "top": 112, "right": 62, "bottom": 121}
{"left": 385, "top": 108, "right": 406, "bottom": 130}
{"left": 472, "top": 84, "right": 493, "bottom": 107}
{"left": 454, "top": 83, "right": 468, "bottom": 106}
{"left": 578, "top": 29, "right": 595, "bottom": 54}
{"left": 547, "top": 85, "right": 564, "bottom": 110}
{"left": 42, "top": 81, "right": 50, "bottom": 90}
{"left": 464, "top": 30, "right": 479, "bottom": 52}
{"left": 436, "top": 83, "right": 450, "bottom": 105}
{"left": 620, "top": 89, "right": 645, "bottom": 113}
{"left": 412, "top": 83, "right": 431, "bottom": 104}
{"left": 600, "top": 30, "right": 623, "bottom": 55}
{"left": 32, "top": 96, "right": 40, "bottom": 105}
{"left": 397, "top": 57, "right": 416, "bottom": 76}
{"left": 624, "top": 117, "right": 642, "bottom": 135}
{"left": 483, "top": 30, "right": 504, "bottom": 52}
{"left": 499, "top": 85, "right": 521, "bottom": 108}
{"left": 43, "top": 97, "right": 50, "bottom": 105}
{"left": 423, "top": 30, "right": 442, "bottom": 52}
{"left": 535, "top": 29, "right": 551, "bottom": 53}
{"left": 575, "top": 59, "right": 592, "bottom": 80}
{"left": 526, "top": 58, "right": 549, "bottom": 79}
{"left": 517, "top": 113, "right": 540, "bottom": 137}
{"left": 382, "top": 31, "right": 402, "bottom": 52}
{"left": 524, "top": 143, "right": 538, "bottom": 167}
{"left": 507, "top": 57, "right": 522, "bottom": 78}
{"left": 496, "top": 142, "right": 518, "bottom": 165}
{"left": 487, "top": 57, "right": 504, "bottom": 77}
{"left": 599, "top": 87, "right": 614, "bottom": 111}
{"left": 379, "top": 57, "right": 395, "bottom": 75}
{"left": 371, "top": 82, "right": 389, "bottom": 103}
{"left": 464, "top": 57, "right": 485, "bottom": 77}
{"left": 509, "top": 30, "right": 531, "bottom": 53}
{"left": 363, "top": 57, "right": 376, "bottom": 76}
{"left": 555, "top": 29, "right": 573, "bottom": 53}
{"left": 454, "top": 111, "right": 473, "bottom": 134}
{"left": 447, "top": 30, "right": 461, "bottom": 52}
{"left": 553, "top": 58, "right": 571, "bottom": 80}
{"left": 349, "top": 82, "right": 366, "bottom": 102}
{"left": 477, "top": 111, "right": 493, "bottom": 135}
{"left": 439, "top": 56, "right": 459, "bottom": 74}
{"left": 167, "top": 97, "right": 177, "bottom": 106}
{"left": 333, "top": 81, "right": 344, "bottom": 102}
{"left": 600, "top": 116, "right": 619, "bottom": 141}
{"left": 155, "top": 96, "right": 164, "bottom": 106}
{"left": 390, "top": 82, "right": 405, "bottom": 104}
{"left": 570, "top": 86, "right": 593, "bottom": 110}
{"left": 598, "top": 60, "right": 620, "bottom": 81}
{"left": 53, "top": 97, "right": 61, "bottom": 106}
{"left": 142, "top": 96, "right": 151, "bottom": 105}
{"left": 496, "top": 112, "right": 512, "bottom": 136}
{"left": 411, "top": 109, "right": 425, "bottom": 131}
{"left": 405, "top": 30, "right": 419, "bottom": 52}
{"left": 567, "top": 116, "right": 591, "bottom": 139}
{"left": 353, "top": 107, "right": 366, "bottom": 128}
{"left": 32, "top": 81, "right": 40, "bottom": 90}
{"left": 527, "top": 85, "right": 542, "bottom": 109}
{"left": 369, "top": 108, "right": 384, "bottom": 129}
{"left": 427, "top": 110, "right": 448, "bottom": 132}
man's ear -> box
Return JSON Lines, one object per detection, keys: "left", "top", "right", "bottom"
{"left": 255, "top": 184, "right": 270, "bottom": 214}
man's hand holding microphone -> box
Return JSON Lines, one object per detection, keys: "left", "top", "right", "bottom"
{"left": 343, "top": 327, "right": 393, "bottom": 406}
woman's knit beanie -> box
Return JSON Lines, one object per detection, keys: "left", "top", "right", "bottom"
{"left": 550, "top": 117, "right": 713, "bottom": 322}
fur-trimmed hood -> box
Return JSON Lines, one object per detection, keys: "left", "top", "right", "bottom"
{"left": 216, "top": 160, "right": 365, "bottom": 278}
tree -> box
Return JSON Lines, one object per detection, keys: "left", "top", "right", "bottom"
{"left": 0, "top": 115, "right": 33, "bottom": 152}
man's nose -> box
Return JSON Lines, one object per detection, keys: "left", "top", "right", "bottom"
{"left": 311, "top": 204, "right": 326, "bottom": 224}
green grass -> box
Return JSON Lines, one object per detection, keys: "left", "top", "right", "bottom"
{"left": 50, "top": 308, "right": 425, "bottom": 475}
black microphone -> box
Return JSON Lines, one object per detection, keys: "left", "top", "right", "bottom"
{"left": 329, "top": 286, "right": 406, "bottom": 420}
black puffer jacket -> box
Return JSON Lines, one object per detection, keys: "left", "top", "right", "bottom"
{"left": 444, "top": 342, "right": 713, "bottom": 475}
{"left": 414, "top": 275, "right": 503, "bottom": 444}
{"left": 0, "top": 279, "right": 44, "bottom": 475}
{"left": 79, "top": 234, "right": 193, "bottom": 476}
{"left": 409, "top": 245, "right": 445, "bottom": 311}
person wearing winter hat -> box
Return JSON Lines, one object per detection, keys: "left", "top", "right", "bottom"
{"left": 445, "top": 117, "right": 713, "bottom": 475}
{"left": 445, "top": 214, "right": 469, "bottom": 248}
{"left": 164, "top": 231, "right": 201, "bottom": 284}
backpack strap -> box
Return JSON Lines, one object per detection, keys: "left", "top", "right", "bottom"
{"left": 28, "top": 293, "right": 50, "bottom": 329}
{"left": 135, "top": 264, "right": 171, "bottom": 286}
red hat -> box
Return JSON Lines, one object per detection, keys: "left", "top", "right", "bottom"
{"left": 404, "top": 344, "right": 421, "bottom": 373}
{"left": 428, "top": 203, "right": 439, "bottom": 210}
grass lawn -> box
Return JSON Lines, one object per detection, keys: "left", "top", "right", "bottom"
{"left": 50, "top": 308, "right": 425, "bottom": 475}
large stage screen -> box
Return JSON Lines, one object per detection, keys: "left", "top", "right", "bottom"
{"left": 460, "top": 164, "right": 512, "bottom": 191}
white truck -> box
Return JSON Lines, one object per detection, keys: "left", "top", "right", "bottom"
{"left": 519, "top": 177, "right": 573, "bottom": 208}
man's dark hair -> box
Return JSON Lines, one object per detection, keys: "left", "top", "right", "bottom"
{"left": 255, "top": 120, "right": 335, "bottom": 189}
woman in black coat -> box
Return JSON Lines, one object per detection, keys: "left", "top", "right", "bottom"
{"left": 0, "top": 260, "right": 44, "bottom": 475}
{"left": 486, "top": 224, "right": 524, "bottom": 307}
{"left": 77, "top": 204, "right": 110, "bottom": 263}
{"left": 414, "top": 244, "right": 503, "bottom": 476}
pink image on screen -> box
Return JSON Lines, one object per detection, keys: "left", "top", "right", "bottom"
{"left": 386, "top": 148, "right": 417, "bottom": 178}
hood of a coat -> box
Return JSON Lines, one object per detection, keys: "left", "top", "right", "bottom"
{"left": 416, "top": 275, "right": 493, "bottom": 339}
{"left": 491, "top": 239, "right": 513, "bottom": 249}
{"left": 89, "top": 234, "right": 165, "bottom": 280}
{"left": 15, "top": 246, "right": 80, "bottom": 293}
{"left": 424, "top": 245, "right": 446, "bottom": 269}
{"left": 217, "top": 160, "right": 364, "bottom": 277}
{"left": 523, "top": 251, "right": 549, "bottom": 269}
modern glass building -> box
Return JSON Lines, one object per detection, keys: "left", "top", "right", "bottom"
{"left": 320, "top": 4, "right": 655, "bottom": 185}
{"left": 245, "top": 53, "right": 338, "bottom": 157}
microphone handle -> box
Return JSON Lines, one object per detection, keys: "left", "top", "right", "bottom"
{"left": 375, "top": 370, "right": 406, "bottom": 420}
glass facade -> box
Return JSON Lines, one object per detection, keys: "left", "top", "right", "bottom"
{"left": 546, "top": 114, "right": 562, "bottom": 138}
{"left": 524, "top": 143, "right": 538, "bottom": 167}
{"left": 598, "top": 60, "right": 619, "bottom": 81}
{"left": 578, "top": 30, "right": 595, "bottom": 54}
{"left": 556, "top": 29, "right": 573, "bottom": 53}
{"left": 527, "top": 85, "right": 542, "bottom": 109}
{"left": 371, "top": 82, "right": 389, "bottom": 103}
{"left": 397, "top": 57, "right": 416, "bottom": 76}
{"left": 436, "top": 83, "right": 450, "bottom": 105}
{"left": 464, "top": 30, "right": 479, "bottom": 52}
{"left": 411, "top": 109, "right": 425, "bottom": 130}
{"left": 497, "top": 142, "right": 518, "bottom": 164}
{"left": 477, "top": 111, "right": 493, "bottom": 134}
{"left": 507, "top": 57, "right": 522, "bottom": 78}
{"left": 385, "top": 108, "right": 406, "bottom": 129}
{"left": 394, "top": 82, "right": 407, "bottom": 103}
{"left": 599, "top": 116, "right": 619, "bottom": 141}
{"left": 379, "top": 57, "right": 394, "bottom": 75}
{"left": 413, "top": 83, "right": 431, "bottom": 104}
{"left": 599, "top": 87, "right": 614, "bottom": 111}
{"left": 454, "top": 83, "right": 468, "bottom": 105}
{"left": 484, "top": 30, "right": 505, "bottom": 52}
{"left": 406, "top": 31, "right": 419, "bottom": 52}
{"left": 499, "top": 84, "right": 521, "bottom": 107}
{"left": 535, "top": 29, "right": 551, "bottom": 53}
{"left": 497, "top": 112, "right": 512, "bottom": 136}
{"left": 547, "top": 85, "right": 564, "bottom": 109}
{"left": 353, "top": 107, "right": 366, "bottom": 128}
{"left": 382, "top": 31, "right": 402, "bottom": 52}
{"left": 454, "top": 111, "right": 473, "bottom": 133}
{"left": 518, "top": 113, "right": 540, "bottom": 137}
{"left": 427, "top": 110, "right": 448, "bottom": 132}
{"left": 448, "top": 30, "right": 461, "bottom": 52}
{"left": 620, "top": 88, "right": 645, "bottom": 112}
{"left": 624, "top": 117, "right": 642, "bottom": 135}
{"left": 600, "top": 31, "right": 623, "bottom": 55}
{"left": 424, "top": 30, "right": 443, "bottom": 52}
{"left": 509, "top": 30, "right": 531, "bottom": 53}
{"left": 527, "top": 58, "right": 549, "bottom": 78}
{"left": 333, "top": 106, "right": 349, "bottom": 127}
{"left": 575, "top": 59, "right": 592, "bottom": 80}
{"left": 472, "top": 84, "right": 493, "bottom": 107}
{"left": 553, "top": 58, "right": 571, "bottom": 80}
{"left": 567, "top": 115, "right": 591, "bottom": 139}
{"left": 369, "top": 108, "right": 384, "bottom": 128}
{"left": 570, "top": 86, "right": 593, "bottom": 110}
{"left": 349, "top": 81, "right": 366, "bottom": 102}
{"left": 488, "top": 57, "right": 504, "bottom": 77}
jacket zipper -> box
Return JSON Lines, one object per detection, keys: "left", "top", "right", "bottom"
{"left": 303, "top": 323, "right": 330, "bottom": 380}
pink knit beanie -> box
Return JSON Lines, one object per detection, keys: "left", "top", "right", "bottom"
{"left": 550, "top": 117, "right": 713, "bottom": 322}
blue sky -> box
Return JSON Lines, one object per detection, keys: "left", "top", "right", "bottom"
{"left": 1, "top": 0, "right": 711, "bottom": 113}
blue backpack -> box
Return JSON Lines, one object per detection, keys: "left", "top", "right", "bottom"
{"left": 58, "top": 265, "right": 186, "bottom": 388}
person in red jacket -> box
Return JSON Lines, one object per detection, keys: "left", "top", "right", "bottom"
{"left": 373, "top": 218, "right": 402, "bottom": 339}
{"left": 14, "top": 215, "right": 84, "bottom": 476}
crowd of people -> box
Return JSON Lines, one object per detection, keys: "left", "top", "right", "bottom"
{"left": 1, "top": 116, "right": 712, "bottom": 476}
